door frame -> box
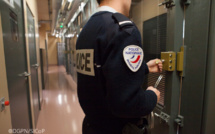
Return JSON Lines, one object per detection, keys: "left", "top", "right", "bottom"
{"left": 22, "top": 0, "right": 42, "bottom": 129}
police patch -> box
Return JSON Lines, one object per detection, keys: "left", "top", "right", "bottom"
{"left": 76, "top": 49, "right": 95, "bottom": 76}
{"left": 123, "top": 45, "right": 144, "bottom": 72}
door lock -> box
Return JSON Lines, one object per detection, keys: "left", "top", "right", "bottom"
{"left": 161, "top": 52, "right": 176, "bottom": 71}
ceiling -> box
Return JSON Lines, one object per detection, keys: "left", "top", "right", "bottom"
{"left": 36, "top": 0, "right": 142, "bottom": 21}
{"left": 35, "top": 0, "right": 142, "bottom": 33}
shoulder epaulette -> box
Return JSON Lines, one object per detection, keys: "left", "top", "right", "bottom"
{"left": 112, "top": 13, "right": 133, "bottom": 28}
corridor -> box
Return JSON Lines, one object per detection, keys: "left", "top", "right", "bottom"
{"left": 36, "top": 66, "right": 84, "bottom": 134}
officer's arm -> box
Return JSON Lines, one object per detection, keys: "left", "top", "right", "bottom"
{"left": 102, "top": 29, "right": 157, "bottom": 118}
{"left": 144, "top": 62, "right": 149, "bottom": 75}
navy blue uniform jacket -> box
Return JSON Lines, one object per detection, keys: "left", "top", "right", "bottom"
{"left": 76, "top": 11, "right": 157, "bottom": 133}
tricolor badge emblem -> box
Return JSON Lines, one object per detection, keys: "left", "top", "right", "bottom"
{"left": 123, "top": 45, "right": 144, "bottom": 72}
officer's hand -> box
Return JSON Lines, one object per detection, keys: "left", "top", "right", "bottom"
{"left": 147, "top": 86, "right": 160, "bottom": 103}
{"left": 147, "top": 59, "right": 163, "bottom": 73}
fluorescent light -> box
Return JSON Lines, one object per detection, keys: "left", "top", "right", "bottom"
{"left": 68, "top": 0, "right": 73, "bottom": 2}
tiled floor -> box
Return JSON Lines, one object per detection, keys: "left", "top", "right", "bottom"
{"left": 36, "top": 66, "right": 85, "bottom": 134}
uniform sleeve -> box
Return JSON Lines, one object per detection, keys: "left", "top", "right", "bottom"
{"left": 144, "top": 62, "right": 149, "bottom": 74}
{"left": 102, "top": 28, "right": 157, "bottom": 118}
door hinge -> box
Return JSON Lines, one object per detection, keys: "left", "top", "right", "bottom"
{"left": 175, "top": 115, "right": 184, "bottom": 127}
{"left": 159, "top": 0, "right": 175, "bottom": 8}
{"left": 177, "top": 46, "right": 186, "bottom": 77}
{"left": 180, "top": 0, "right": 191, "bottom": 6}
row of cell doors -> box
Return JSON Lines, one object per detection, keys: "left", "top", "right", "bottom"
{"left": 0, "top": 0, "right": 40, "bottom": 132}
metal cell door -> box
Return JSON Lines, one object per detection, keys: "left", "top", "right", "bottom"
{"left": 57, "top": 42, "right": 65, "bottom": 66}
{"left": 138, "top": 0, "right": 186, "bottom": 133}
{"left": 65, "top": 38, "right": 69, "bottom": 73}
{"left": 26, "top": 6, "right": 40, "bottom": 126}
{"left": 65, "top": 37, "right": 72, "bottom": 74}
{"left": 134, "top": 0, "right": 214, "bottom": 134}
{"left": 0, "top": 0, "right": 32, "bottom": 131}
{"left": 131, "top": 1, "right": 180, "bottom": 133}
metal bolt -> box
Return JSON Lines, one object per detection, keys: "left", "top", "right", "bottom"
{"left": 169, "top": 60, "right": 172, "bottom": 63}
{"left": 169, "top": 66, "right": 172, "bottom": 69}
{"left": 169, "top": 54, "right": 172, "bottom": 57}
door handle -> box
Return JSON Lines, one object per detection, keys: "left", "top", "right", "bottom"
{"left": 154, "top": 111, "right": 170, "bottom": 123}
{"left": 32, "top": 64, "right": 39, "bottom": 69}
{"left": 18, "top": 72, "right": 31, "bottom": 77}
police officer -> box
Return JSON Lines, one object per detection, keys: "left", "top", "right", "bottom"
{"left": 76, "top": 0, "right": 162, "bottom": 134}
